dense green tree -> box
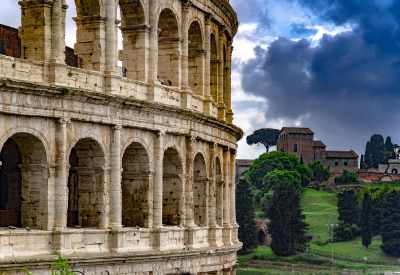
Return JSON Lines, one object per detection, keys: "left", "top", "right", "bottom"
{"left": 246, "top": 151, "right": 303, "bottom": 191}
{"left": 335, "top": 170, "right": 359, "bottom": 186}
{"left": 364, "top": 135, "right": 386, "bottom": 168}
{"left": 360, "top": 154, "right": 367, "bottom": 169}
{"left": 246, "top": 128, "right": 281, "bottom": 152}
{"left": 337, "top": 190, "right": 360, "bottom": 225}
{"left": 360, "top": 192, "right": 373, "bottom": 249}
{"left": 268, "top": 170, "right": 309, "bottom": 256}
{"left": 384, "top": 136, "right": 396, "bottom": 163}
{"left": 308, "top": 161, "right": 331, "bottom": 185}
{"left": 236, "top": 178, "right": 258, "bottom": 254}
{"left": 381, "top": 191, "right": 400, "bottom": 257}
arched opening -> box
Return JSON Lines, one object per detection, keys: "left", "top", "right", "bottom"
{"left": 0, "top": 133, "right": 48, "bottom": 229}
{"left": 210, "top": 34, "right": 218, "bottom": 103}
{"left": 215, "top": 157, "right": 223, "bottom": 226}
{"left": 122, "top": 142, "right": 151, "bottom": 228}
{"left": 119, "top": 0, "right": 146, "bottom": 81}
{"left": 258, "top": 229, "right": 267, "bottom": 245}
{"left": 188, "top": 21, "right": 204, "bottom": 96}
{"left": 157, "top": 9, "right": 179, "bottom": 86}
{"left": 71, "top": 0, "right": 103, "bottom": 71}
{"left": 162, "top": 147, "right": 183, "bottom": 226}
{"left": 67, "top": 138, "right": 105, "bottom": 228}
{"left": 0, "top": 1, "right": 21, "bottom": 58}
{"left": 193, "top": 153, "right": 207, "bottom": 226}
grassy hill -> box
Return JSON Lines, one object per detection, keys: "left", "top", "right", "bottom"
{"left": 238, "top": 188, "right": 400, "bottom": 274}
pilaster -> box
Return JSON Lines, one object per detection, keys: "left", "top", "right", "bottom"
{"left": 110, "top": 125, "right": 122, "bottom": 230}
{"left": 53, "top": 117, "right": 69, "bottom": 253}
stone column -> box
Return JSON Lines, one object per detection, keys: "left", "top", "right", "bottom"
{"left": 110, "top": 125, "right": 122, "bottom": 229}
{"left": 153, "top": 131, "right": 164, "bottom": 228}
{"left": 49, "top": 0, "right": 68, "bottom": 85}
{"left": 53, "top": 118, "right": 68, "bottom": 253}
{"left": 230, "top": 149, "right": 239, "bottom": 244}
{"left": 181, "top": 1, "right": 191, "bottom": 90}
{"left": 180, "top": 0, "right": 192, "bottom": 109}
{"left": 225, "top": 46, "right": 234, "bottom": 124}
{"left": 223, "top": 148, "right": 232, "bottom": 245}
{"left": 51, "top": 0, "right": 65, "bottom": 64}
{"left": 208, "top": 143, "right": 217, "bottom": 226}
{"left": 54, "top": 118, "right": 68, "bottom": 231}
{"left": 185, "top": 136, "right": 196, "bottom": 227}
{"left": 147, "top": 0, "right": 159, "bottom": 101}
{"left": 218, "top": 27, "right": 226, "bottom": 121}
{"left": 104, "top": 0, "right": 120, "bottom": 94}
{"left": 203, "top": 14, "right": 213, "bottom": 115}
{"left": 105, "top": 0, "right": 117, "bottom": 74}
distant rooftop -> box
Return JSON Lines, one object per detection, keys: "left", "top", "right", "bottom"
{"left": 325, "top": 150, "right": 358, "bottom": 159}
{"left": 281, "top": 127, "right": 314, "bottom": 135}
{"left": 313, "top": 140, "right": 326, "bottom": 148}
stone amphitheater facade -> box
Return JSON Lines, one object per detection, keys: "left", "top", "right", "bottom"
{"left": 0, "top": 0, "right": 242, "bottom": 274}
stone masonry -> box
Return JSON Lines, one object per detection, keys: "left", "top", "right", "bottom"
{"left": 0, "top": 0, "right": 242, "bottom": 274}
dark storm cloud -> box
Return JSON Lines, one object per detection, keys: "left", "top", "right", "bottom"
{"left": 239, "top": 0, "right": 400, "bottom": 153}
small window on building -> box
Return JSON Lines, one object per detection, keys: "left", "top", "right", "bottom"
{"left": 335, "top": 161, "right": 339, "bottom": 166}
{"left": 293, "top": 144, "right": 298, "bottom": 152}
{"left": 344, "top": 162, "right": 348, "bottom": 166}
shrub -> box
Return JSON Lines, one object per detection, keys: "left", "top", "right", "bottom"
{"left": 335, "top": 170, "right": 359, "bottom": 186}
{"left": 333, "top": 222, "right": 360, "bottom": 242}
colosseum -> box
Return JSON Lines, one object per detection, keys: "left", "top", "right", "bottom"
{"left": 0, "top": 0, "right": 242, "bottom": 274}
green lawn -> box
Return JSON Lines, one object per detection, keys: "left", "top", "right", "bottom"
{"left": 238, "top": 188, "right": 400, "bottom": 274}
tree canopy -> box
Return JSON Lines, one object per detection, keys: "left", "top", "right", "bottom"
{"left": 246, "top": 151, "right": 307, "bottom": 191}
{"left": 363, "top": 134, "right": 396, "bottom": 169}
{"left": 246, "top": 128, "right": 281, "bottom": 152}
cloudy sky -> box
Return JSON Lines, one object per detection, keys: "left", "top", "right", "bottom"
{"left": 2, "top": 0, "right": 399, "bottom": 159}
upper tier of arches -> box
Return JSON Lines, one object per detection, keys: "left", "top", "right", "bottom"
{"left": 1, "top": 0, "right": 237, "bottom": 123}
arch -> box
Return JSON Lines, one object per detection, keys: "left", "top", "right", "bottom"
{"left": 210, "top": 33, "right": 218, "bottom": 103}
{"left": 121, "top": 142, "right": 151, "bottom": 227}
{"left": 157, "top": 8, "right": 180, "bottom": 87}
{"left": 188, "top": 20, "right": 204, "bottom": 96}
{"left": 70, "top": 0, "right": 104, "bottom": 71}
{"left": 119, "top": 0, "right": 147, "bottom": 81}
{"left": 193, "top": 153, "right": 207, "bottom": 226}
{"left": 215, "top": 156, "right": 223, "bottom": 226}
{"left": 162, "top": 147, "right": 183, "bottom": 226}
{"left": 67, "top": 138, "right": 105, "bottom": 228}
{"left": 0, "top": 133, "right": 48, "bottom": 229}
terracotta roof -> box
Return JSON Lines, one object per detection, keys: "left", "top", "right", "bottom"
{"left": 236, "top": 159, "right": 254, "bottom": 166}
{"left": 313, "top": 140, "right": 326, "bottom": 148}
{"left": 281, "top": 127, "right": 314, "bottom": 135}
{"left": 325, "top": 150, "right": 358, "bottom": 159}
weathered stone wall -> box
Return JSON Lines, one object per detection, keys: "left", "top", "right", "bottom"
{"left": 0, "top": 0, "right": 240, "bottom": 274}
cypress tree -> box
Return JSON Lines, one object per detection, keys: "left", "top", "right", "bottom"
{"left": 337, "top": 190, "right": 360, "bottom": 226}
{"left": 381, "top": 191, "right": 400, "bottom": 257}
{"left": 361, "top": 192, "right": 372, "bottom": 249}
{"left": 267, "top": 170, "right": 309, "bottom": 256}
{"left": 236, "top": 178, "right": 257, "bottom": 254}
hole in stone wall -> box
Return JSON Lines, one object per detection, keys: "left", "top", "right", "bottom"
{"left": 0, "top": 133, "right": 48, "bottom": 229}
{"left": 210, "top": 34, "right": 218, "bottom": 102}
{"left": 67, "top": 138, "right": 105, "bottom": 228}
{"left": 162, "top": 147, "right": 183, "bottom": 226}
{"left": 193, "top": 153, "right": 207, "bottom": 226}
{"left": 158, "top": 9, "right": 179, "bottom": 87}
{"left": 122, "top": 142, "right": 150, "bottom": 228}
{"left": 188, "top": 21, "right": 204, "bottom": 96}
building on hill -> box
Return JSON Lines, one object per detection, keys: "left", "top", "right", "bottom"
{"left": 0, "top": 0, "right": 241, "bottom": 274}
{"left": 277, "top": 127, "right": 359, "bottom": 175}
